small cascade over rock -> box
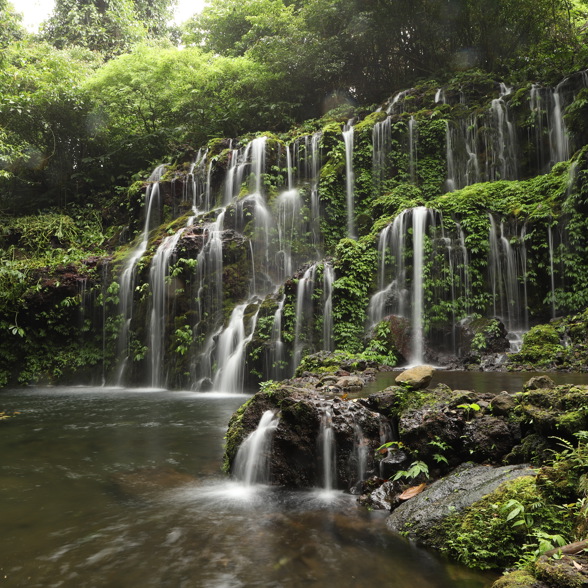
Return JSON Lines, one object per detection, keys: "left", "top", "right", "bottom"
{"left": 225, "top": 382, "right": 384, "bottom": 490}
{"left": 319, "top": 408, "right": 336, "bottom": 491}
{"left": 233, "top": 410, "right": 280, "bottom": 486}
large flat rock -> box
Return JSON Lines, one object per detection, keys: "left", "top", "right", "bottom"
{"left": 386, "top": 462, "right": 536, "bottom": 539}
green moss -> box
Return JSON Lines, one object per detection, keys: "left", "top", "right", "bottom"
{"left": 491, "top": 569, "right": 540, "bottom": 588}
{"left": 222, "top": 397, "right": 254, "bottom": 473}
{"left": 433, "top": 476, "right": 572, "bottom": 570}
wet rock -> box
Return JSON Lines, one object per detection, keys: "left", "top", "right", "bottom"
{"left": 462, "top": 416, "right": 521, "bottom": 462}
{"left": 504, "top": 433, "right": 553, "bottom": 466}
{"left": 398, "top": 404, "right": 464, "bottom": 463}
{"left": 515, "top": 384, "right": 588, "bottom": 436}
{"left": 523, "top": 375, "right": 556, "bottom": 391}
{"left": 491, "top": 392, "right": 516, "bottom": 416}
{"left": 358, "top": 479, "right": 403, "bottom": 510}
{"left": 224, "top": 383, "right": 386, "bottom": 490}
{"left": 335, "top": 375, "right": 364, "bottom": 391}
{"left": 358, "top": 386, "right": 405, "bottom": 416}
{"left": 395, "top": 365, "right": 434, "bottom": 390}
{"left": 386, "top": 463, "right": 536, "bottom": 540}
{"left": 379, "top": 449, "right": 410, "bottom": 479}
{"left": 458, "top": 316, "right": 510, "bottom": 358}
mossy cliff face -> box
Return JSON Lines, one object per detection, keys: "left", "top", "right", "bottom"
{"left": 4, "top": 70, "right": 588, "bottom": 387}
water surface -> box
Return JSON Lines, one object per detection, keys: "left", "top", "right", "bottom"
{"left": 0, "top": 386, "right": 494, "bottom": 587}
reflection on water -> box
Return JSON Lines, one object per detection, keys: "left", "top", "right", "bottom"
{"left": 0, "top": 387, "right": 494, "bottom": 587}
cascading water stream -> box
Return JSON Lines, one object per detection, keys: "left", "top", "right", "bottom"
{"left": 233, "top": 410, "right": 280, "bottom": 486}
{"left": 373, "top": 117, "right": 391, "bottom": 197}
{"left": 367, "top": 207, "right": 436, "bottom": 364}
{"left": 322, "top": 262, "right": 335, "bottom": 352}
{"left": 411, "top": 207, "right": 429, "bottom": 364}
{"left": 319, "top": 408, "right": 336, "bottom": 492}
{"left": 343, "top": 121, "right": 356, "bottom": 239}
{"left": 212, "top": 302, "right": 261, "bottom": 393}
{"left": 270, "top": 295, "right": 286, "bottom": 381}
{"left": 353, "top": 422, "right": 368, "bottom": 485}
{"left": 292, "top": 264, "right": 317, "bottom": 372}
{"left": 148, "top": 228, "right": 185, "bottom": 388}
{"left": 488, "top": 215, "right": 529, "bottom": 342}
{"left": 116, "top": 164, "right": 166, "bottom": 385}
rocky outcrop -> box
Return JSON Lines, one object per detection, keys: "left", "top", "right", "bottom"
{"left": 224, "top": 381, "right": 389, "bottom": 489}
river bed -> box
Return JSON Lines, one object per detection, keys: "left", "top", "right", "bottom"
{"left": 0, "top": 385, "right": 498, "bottom": 587}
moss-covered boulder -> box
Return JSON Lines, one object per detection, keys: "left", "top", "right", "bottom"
{"left": 386, "top": 464, "right": 537, "bottom": 549}
{"left": 535, "top": 553, "right": 588, "bottom": 587}
{"left": 515, "top": 384, "right": 588, "bottom": 436}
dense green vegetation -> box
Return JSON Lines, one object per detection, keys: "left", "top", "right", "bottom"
{"left": 3, "top": 2, "right": 588, "bottom": 583}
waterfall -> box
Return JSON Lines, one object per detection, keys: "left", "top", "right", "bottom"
{"left": 343, "top": 121, "right": 356, "bottom": 239}
{"left": 250, "top": 136, "right": 267, "bottom": 195}
{"left": 488, "top": 215, "right": 528, "bottom": 336}
{"left": 148, "top": 228, "right": 184, "bottom": 388}
{"left": 270, "top": 295, "right": 286, "bottom": 381}
{"left": 233, "top": 410, "right": 280, "bottom": 486}
{"left": 309, "top": 131, "right": 323, "bottom": 250}
{"left": 275, "top": 188, "right": 302, "bottom": 284}
{"left": 292, "top": 264, "right": 317, "bottom": 372}
{"left": 408, "top": 116, "right": 418, "bottom": 183}
{"left": 434, "top": 88, "right": 446, "bottom": 104}
{"left": 353, "top": 422, "right": 368, "bottom": 484}
{"left": 212, "top": 301, "right": 260, "bottom": 393}
{"left": 322, "top": 262, "right": 335, "bottom": 351}
{"left": 319, "top": 408, "right": 336, "bottom": 491}
{"left": 530, "top": 83, "right": 570, "bottom": 171}
{"left": 488, "top": 93, "right": 517, "bottom": 180}
{"left": 367, "top": 207, "right": 437, "bottom": 364}
{"left": 116, "top": 164, "right": 166, "bottom": 384}
{"left": 386, "top": 89, "right": 412, "bottom": 114}
{"left": 445, "top": 121, "right": 456, "bottom": 192}
{"left": 551, "top": 81, "right": 569, "bottom": 165}
{"left": 372, "top": 116, "right": 391, "bottom": 196}
{"left": 411, "top": 207, "right": 429, "bottom": 364}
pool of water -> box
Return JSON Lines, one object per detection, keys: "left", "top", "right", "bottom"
{"left": 0, "top": 386, "right": 494, "bottom": 587}
{"left": 364, "top": 370, "right": 587, "bottom": 396}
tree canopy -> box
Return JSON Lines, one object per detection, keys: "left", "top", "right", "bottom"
{"left": 0, "top": 0, "right": 586, "bottom": 212}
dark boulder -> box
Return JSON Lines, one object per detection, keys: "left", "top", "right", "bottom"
{"left": 224, "top": 382, "right": 389, "bottom": 490}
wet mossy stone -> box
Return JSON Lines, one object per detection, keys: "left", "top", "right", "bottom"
{"left": 523, "top": 375, "right": 556, "bottom": 391}
{"left": 515, "top": 385, "right": 588, "bottom": 436}
{"left": 535, "top": 553, "right": 588, "bottom": 588}
{"left": 491, "top": 570, "right": 548, "bottom": 588}
{"left": 491, "top": 392, "right": 517, "bottom": 416}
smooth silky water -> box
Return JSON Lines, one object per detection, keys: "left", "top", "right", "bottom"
{"left": 0, "top": 386, "right": 495, "bottom": 587}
